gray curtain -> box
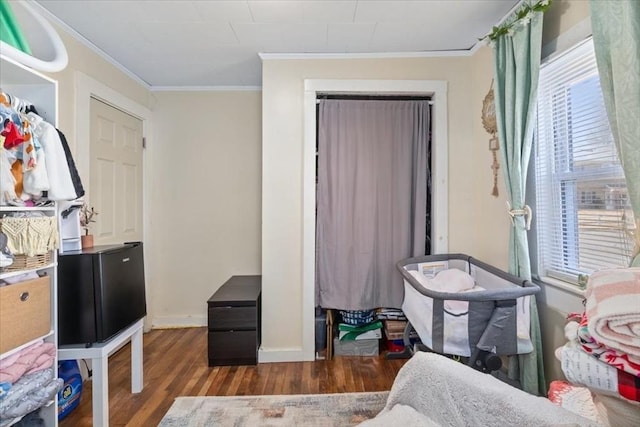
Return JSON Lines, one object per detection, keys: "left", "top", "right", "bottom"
{"left": 590, "top": 0, "right": 640, "bottom": 266}
{"left": 316, "top": 99, "right": 429, "bottom": 310}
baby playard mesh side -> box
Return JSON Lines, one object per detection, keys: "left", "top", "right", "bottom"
{"left": 397, "top": 254, "right": 540, "bottom": 369}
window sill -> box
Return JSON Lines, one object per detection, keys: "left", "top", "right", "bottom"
{"left": 536, "top": 276, "right": 586, "bottom": 298}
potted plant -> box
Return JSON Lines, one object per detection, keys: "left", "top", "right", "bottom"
{"left": 79, "top": 204, "right": 98, "bottom": 249}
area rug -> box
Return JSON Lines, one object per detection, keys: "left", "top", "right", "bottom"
{"left": 158, "top": 391, "right": 388, "bottom": 426}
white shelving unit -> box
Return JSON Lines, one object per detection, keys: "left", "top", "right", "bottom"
{"left": 58, "top": 200, "right": 83, "bottom": 253}
{"left": 0, "top": 54, "right": 60, "bottom": 427}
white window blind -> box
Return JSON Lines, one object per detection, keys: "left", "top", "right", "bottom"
{"left": 535, "top": 38, "right": 635, "bottom": 284}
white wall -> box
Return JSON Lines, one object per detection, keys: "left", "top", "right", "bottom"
{"left": 259, "top": 0, "right": 595, "bottom": 374}
{"left": 261, "top": 55, "right": 508, "bottom": 359}
{"left": 43, "top": 21, "right": 153, "bottom": 157}
{"left": 469, "top": 45, "right": 511, "bottom": 271}
{"left": 38, "top": 16, "right": 264, "bottom": 328}
{"left": 41, "top": 0, "right": 592, "bottom": 378}
{"left": 147, "top": 91, "right": 262, "bottom": 327}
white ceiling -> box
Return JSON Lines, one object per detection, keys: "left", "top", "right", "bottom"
{"left": 34, "top": 0, "right": 519, "bottom": 88}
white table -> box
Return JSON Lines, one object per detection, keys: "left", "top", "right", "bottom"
{"left": 58, "top": 319, "right": 144, "bottom": 427}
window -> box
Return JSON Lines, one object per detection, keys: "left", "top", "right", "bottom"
{"left": 535, "top": 38, "right": 636, "bottom": 284}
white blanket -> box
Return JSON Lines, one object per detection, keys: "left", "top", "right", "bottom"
{"left": 359, "top": 352, "right": 602, "bottom": 427}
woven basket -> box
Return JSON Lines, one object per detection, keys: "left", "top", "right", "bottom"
{"left": 0, "top": 215, "right": 58, "bottom": 273}
{"left": 0, "top": 251, "right": 53, "bottom": 272}
{"left": 339, "top": 309, "right": 375, "bottom": 326}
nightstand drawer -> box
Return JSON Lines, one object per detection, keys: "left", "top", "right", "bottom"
{"left": 207, "top": 276, "right": 261, "bottom": 366}
{"left": 208, "top": 330, "right": 257, "bottom": 366}
{"left": 208, "top": 306, "right": 256, "bottom": 330}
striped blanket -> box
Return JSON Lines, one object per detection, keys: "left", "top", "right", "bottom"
{"left": 585, "top": 268, "right": 640, "bottom": 357}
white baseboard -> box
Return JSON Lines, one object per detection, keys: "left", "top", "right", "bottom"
{"left": 151, "top": 315, "right": 207, "bottom": 329}
{"left": 149, "top": 319, "right": 316, "bottom": 363}
{"left": 258, "top": 347, "right": 315, "bottom": 363}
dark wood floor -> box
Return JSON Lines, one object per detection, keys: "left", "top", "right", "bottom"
{"left": 60, "top": 327, "right": 408, "bottom": 427}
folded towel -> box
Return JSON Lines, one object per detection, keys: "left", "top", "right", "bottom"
{"left": 338, "top": 329, "right": 382, "bottom": 341}
{"left": 0, "top": 342, "right": 56, "bottom": 384}
{"left": 338, "top": 320, "right": 383, "bottom": 333}
{"left": 0, "top": 368, "right": 54, "bottom": 415}
{"left": 0, "top": 367, "right": 62, "bottom": 422}
{"left": 338, "top": 320, "right": 383, "bottom": 341}
{"left": 585, "top": 268, "right": 640, "bottom": 357}
{"left": 0, "top": 382, "right": 10, "bottom": 400}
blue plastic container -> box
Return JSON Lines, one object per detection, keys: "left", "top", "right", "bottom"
{"left": 57, "top": 360, "right": 83, "bottom": 420}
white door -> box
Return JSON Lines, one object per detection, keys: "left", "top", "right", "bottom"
{"left": 90, "top": 97, "right": 143, "bottom": 245}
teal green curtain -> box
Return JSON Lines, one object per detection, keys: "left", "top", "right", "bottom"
{"left": 590, "top": 0, "right": 640, "bottom": 266}
{"left": 493, "top": 12, "right": 542, "bottom": 281}
{"left": 491, "top": 5, "right": 546, "bottom": 396}
{"left": 0, "top": 0, "right": 31, "bottom": 54}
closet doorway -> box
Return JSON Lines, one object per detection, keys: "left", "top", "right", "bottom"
{"left": 90, "top": 97, "right": 143, "bottom": 245}
{"left": 301, "top": 79, "right": 449, "bottom": 360}
{"left": 315, "top": 95, "right": 431, "bottom": 311}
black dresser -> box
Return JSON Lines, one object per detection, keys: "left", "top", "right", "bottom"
{"left": 207, "top": 275, "right": 261, "bottom": 366}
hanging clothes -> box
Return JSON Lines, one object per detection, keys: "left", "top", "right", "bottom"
{"left": 0, "top": 147, "right": 18, "bottom": 205}
{"left": 55, "top": 129, "right": 84, "bottom": 199}
{"left": 0, "top": 91, "right": 84, "bottom": 204}
{"left": 1, "top": 101, "right": 43, "bottom": 202}
{"left": 27, "top": 113, "right": 77, "bottom": 201}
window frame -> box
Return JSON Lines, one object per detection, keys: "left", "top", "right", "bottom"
{"left": 531, "top": 37, "right": 635, "bottom": 287}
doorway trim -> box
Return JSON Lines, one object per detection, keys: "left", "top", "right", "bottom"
{"left": 302, "top": 79, "right": 449, "bottom": 359}
{"left": 74, "top": 71, "right": 152, "bottom": 328}
{"left": 74, "top": 71, "right": 151, "bottom": 188}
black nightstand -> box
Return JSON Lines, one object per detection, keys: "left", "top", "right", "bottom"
{"left": 207, "top": 275, "right": 261, "bottom": 366}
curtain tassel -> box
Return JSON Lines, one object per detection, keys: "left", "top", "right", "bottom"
{"left": 507, "top": 201, "right": 532, "bottom": 231}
